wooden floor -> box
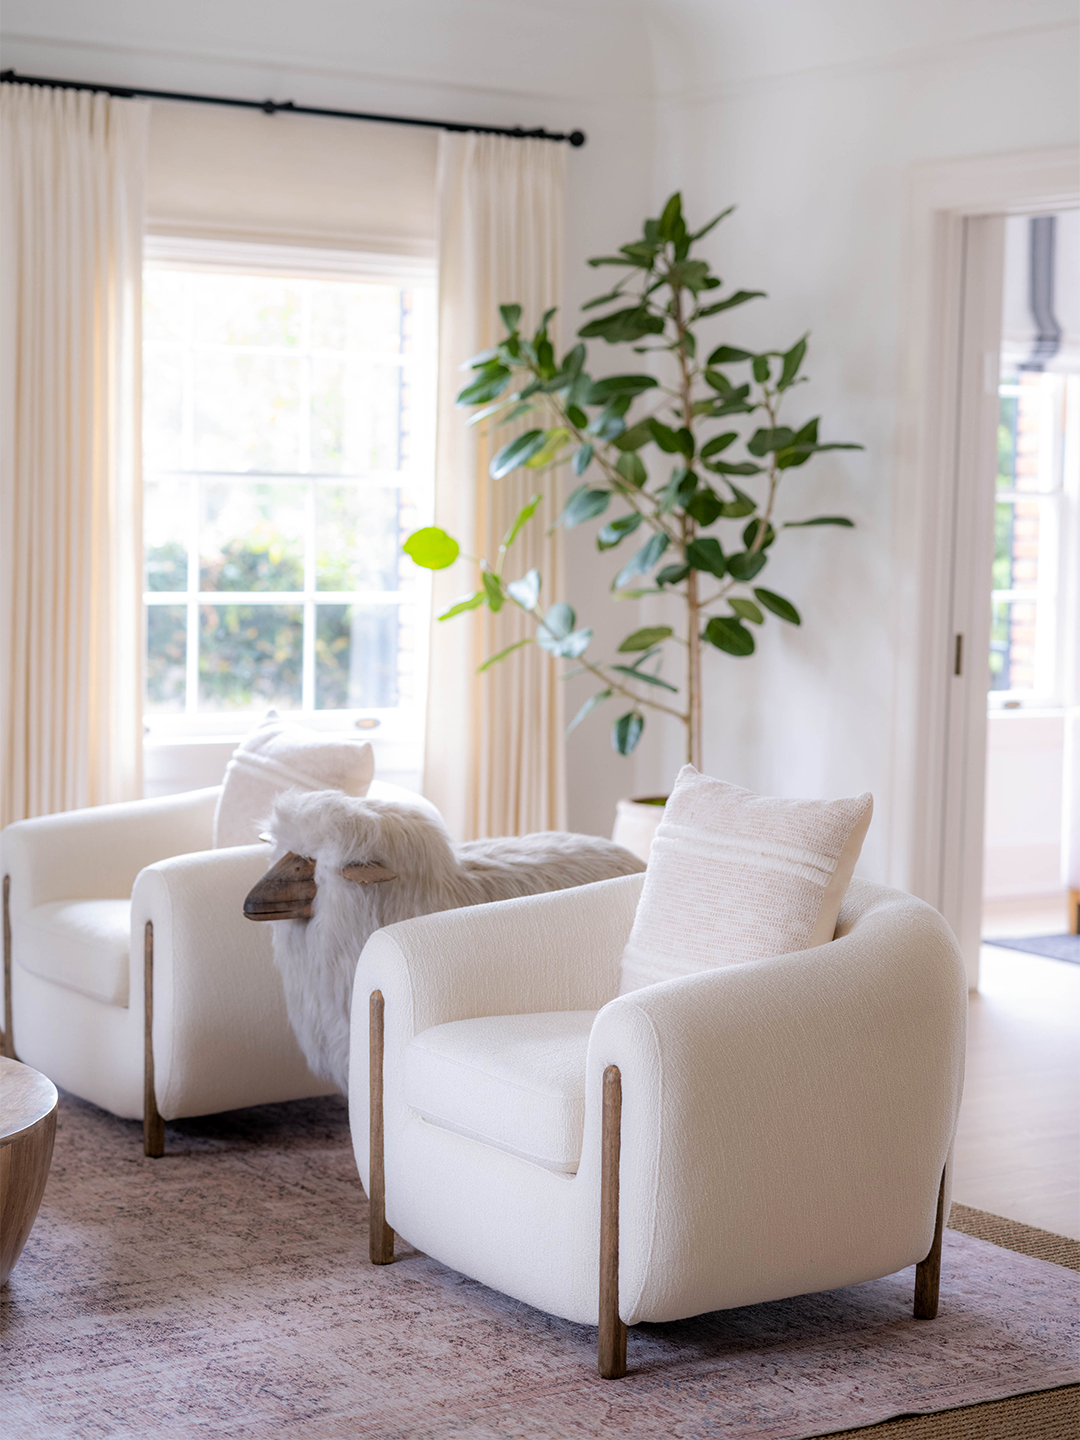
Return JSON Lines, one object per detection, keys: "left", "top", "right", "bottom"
{"left": 952, "top": 924, "right": 1080, "bottom": 1239}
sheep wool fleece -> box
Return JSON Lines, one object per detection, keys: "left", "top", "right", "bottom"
{"left": 266, "top": 790, "right": 646, "bottom": 1091}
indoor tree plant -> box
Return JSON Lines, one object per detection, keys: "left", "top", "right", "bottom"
{"left": 405, "top": 193, "right": 861, "bottom": 772}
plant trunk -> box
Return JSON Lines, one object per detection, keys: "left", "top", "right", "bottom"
{"left": 686, "top": 569, "right": 703, "bottom": 769}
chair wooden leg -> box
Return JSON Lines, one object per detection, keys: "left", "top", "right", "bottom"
{"left": 2, "top": 874, "right": 15, "bottom": 1060}
{"left": 143, "top": 922, "right": 165, "bottom": 1158}
{"left": 1069, "top": 889, "right": 1079, "bottom": 936}
{"left": 914, "top": 1166, "right": 947, "bottom": 1318}
{"left": 599, "top": 1064, "right": 627, "bottom": 1379}
{"left": 368, "top": 989, "right": 395, "bottom": 1265}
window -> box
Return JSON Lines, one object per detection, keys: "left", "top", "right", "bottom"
{"left": 989, "top": 213, "right": 1079, "bottom": 710}
{"left": 142, "top": 245, "right": 435, "bottom": 746}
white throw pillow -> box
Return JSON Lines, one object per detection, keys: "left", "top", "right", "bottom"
{"left": 619, "top": 766, "right": 872, "bottom": 994}
{"left": 213, "top": 712, "right": 375, "bottom": 848}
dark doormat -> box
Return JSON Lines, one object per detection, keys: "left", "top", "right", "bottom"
{"left": 983, "top": 934, "right": 1080, "bottom": 964}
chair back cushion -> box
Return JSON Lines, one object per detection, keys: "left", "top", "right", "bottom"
{"left": 213, "top": 712, "right": 374, "bottom": 848}
{"left": 619, "top": 766, "right": 872, "bottom": 993}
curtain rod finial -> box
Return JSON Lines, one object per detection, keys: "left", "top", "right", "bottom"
{"left": 570, "top": 130, "right": 586, "bottom": 148}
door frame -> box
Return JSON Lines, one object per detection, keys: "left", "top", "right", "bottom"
{"left": 889, "top": 146, "right": 1080, "bottom": 987}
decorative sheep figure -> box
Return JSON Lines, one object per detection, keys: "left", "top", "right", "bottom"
{"left": 244, "top": 789, "right": 646, "bottom": 1091}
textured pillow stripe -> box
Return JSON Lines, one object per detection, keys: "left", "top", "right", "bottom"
{"left": 619, "top": 767, "right": 872, "bottom": 995}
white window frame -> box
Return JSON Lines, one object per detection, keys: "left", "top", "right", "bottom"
{"left": 141, "top": 236, "right": 435, "bottom": 754}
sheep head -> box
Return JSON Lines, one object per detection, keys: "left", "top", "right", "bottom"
{"left": 244, "top": 851, "right": 397, "bottom": 921}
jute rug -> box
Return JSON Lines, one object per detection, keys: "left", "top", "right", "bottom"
{"left": 1, "top": 1093, "right": 1076, "bottom": 1440}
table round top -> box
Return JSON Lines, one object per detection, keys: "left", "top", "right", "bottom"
{"left": 0, "top": 1056, "right": 58, "bottom": 1144}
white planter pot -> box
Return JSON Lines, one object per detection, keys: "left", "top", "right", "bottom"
{"left": 611, "top": 796, "right": 667, "bottom": 864}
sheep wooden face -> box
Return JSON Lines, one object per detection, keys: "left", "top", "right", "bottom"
{"left": 243, "top": 851, "right": 398, "bottom": 921}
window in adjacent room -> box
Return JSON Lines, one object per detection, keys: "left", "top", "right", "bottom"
{"left": 141, "top": 245, "right": 436, "bottom": 744}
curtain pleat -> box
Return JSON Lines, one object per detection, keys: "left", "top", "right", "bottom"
{"left": 425, "top": 133, "right": 567, "bottom": 840}
{"left": 1, "top": 84, "right": 148, "bottom": 825}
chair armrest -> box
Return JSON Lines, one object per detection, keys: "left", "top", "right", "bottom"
{"left": 586, "top": 886, "right": 967, "bottom": 1323}
{"left": 352, "top": 872, "right": 644, "bottom": 1042}
{"left": 1, "top": 787, "right": 221, "bottom": 913}
{"left": 131, "top": 842, "right": 331, "bottom": 1118}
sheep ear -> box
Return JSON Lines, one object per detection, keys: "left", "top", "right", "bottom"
{"left": 342, "top": 862, "right": 398, "bottom": 884}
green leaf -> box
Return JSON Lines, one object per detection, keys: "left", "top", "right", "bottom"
{"left": 617, "top": 625, "right": 674, "bottom": 652}
{"left": 742, "top": 518, "right": 776, "bottom": 550}
{"left": 729, "top": 597, "right": 764, "bottom": 624}
{"left": 614, "top": 531, "right": 669, "bottom": 589}
{"left": 556, "top": 485, "right": 610, "bottom": 528}
{"left": 572, "top": 441, "right": 594, "bottom": 476}
{"left": 492, "top": 401, "right": 536, "bottom": 430}
{"left": 719, "top": 494, "right": 756, "bottom": 518}
{"left": 524, "top": 427, "right": 571, "bottom": 469}
{"left": 778, "top": 334, "right": 808, "bottom": 390}
{"left": 581, "top": 288, "right": 628, "bottom": 312}
{"left": 567, "top": 405, "right": 589, "bottom": 430}
{"left": 578, "top": 307, "right": 665, "bottom": 344}
{"left": 697, "top": 290, "right": 767, "bottom": 318}
{"left": 499, "top": 304, "right": 522, "bottom": 333}
{"left": 686, "top": 487, "right": 723, "bottom": 526}
{"left": 667, "top": 259, "right": 711, "bottom": 292}
{"left": 656, "top": 563, "right": 690, "bottom": 586}
{"left": 725, "top": 550, "right": 767, "bottom": 582}
{"left": 438, "top": 590, "right": 485, "bottom": 620}
{"left": 501, "top": 494, "right": 542, "bottom": 550}
{"left": 658, "top": 466, "right": 696, "bottom": 513}
{"left": 481, "top": 569, "right": 504, "bottom": 612}
{"left": 689, "top": 204, "right": 735, "bottom": 241}
{"left": 466, "top": 397, "right": 516, "bottom": 428}
{"left": 457, "top": 366, "right": 512, "bottom": 406}
{"left": 490, "top": 429, "right": 548, "bottom": 479}
{"left": 673, "top": 427, "right": 695, "bottom": 459}
{"left": 704, "top": 616, "right": 755, "bottom": 656}
{"left": 566, "top": 689, "right": 611, "bottom": 734}
{"left": 597, "top": 512, "right": 643, "bottom": 550}
{"left": 586, "top": 374, "right": 658, "bottom": 402}
{"left": 705, "top": 458, "right": 764, "bottom": 476}
{"left": 506, "top": 568, "right": 540, "bottom": 610}
{"left": 587, "top": 254, "right": 647, "bottom": 269}
{"left": 686, "top": 536, "right": 726, "bottom": 577}
{"left": 404, "top": 527, "right": 460, "bottom": 570}
{"left": 706, "top": 345, "right": 755, "bottom": 365}
{"left": 747, "top": 426, "right": 795, "bottom": 457}
{"left": 537, "top": 605, "right": 592, "bottom": 660}
{"left": 754, "top": 587, "right": 802, "bottom": 624}
{"left": 610, "top": 666, "right": 679, "bottom": 692}
{"left": 612, "top": 420, "right": 653, "bottom": 452}
{"left": 752, "top": 356, "right": 771, "bottom": 384}
{"left": 478, "top": 637, "right": 531, "bottom": 672}
{"left": 782, "top": 515, "right": 855, "bottom": 528}
{"left": 612, "top": 711, "right": 645, "bottom": 755}
{"left": 648, "top": 419, "right": 680, "bottom": 453}
{"left": 657, "top": 193, "right": 683, "bottom": 241}
{"left": 615, "top": 452, "right": 648, "bottom": 489}
{"left": 700, "top": 431, "right": 738, "bottom": 459}
{"left": 541, "top": 601, "right": 574, "bottom": 639}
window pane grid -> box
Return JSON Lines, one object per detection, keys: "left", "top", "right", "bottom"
{"left": 143, "top": 262, "right": 434, "bottom": 727}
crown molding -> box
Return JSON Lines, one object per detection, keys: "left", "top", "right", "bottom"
{"left": 656, "top": 17, "right": 1079, "bottom": 109}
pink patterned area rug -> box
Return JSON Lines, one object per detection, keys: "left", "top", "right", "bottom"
{"left": 1, "top": 1093, "right": 1076, "bottom": 1440}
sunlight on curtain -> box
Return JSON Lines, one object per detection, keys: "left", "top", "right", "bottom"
{"left": 0, "top": 84, "right": 148, "bottom": 824}
{"left": 427, "top": 133, "right": 567, "bottom": 840}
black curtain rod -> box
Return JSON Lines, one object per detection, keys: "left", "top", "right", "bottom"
{"left": 0, "top": 69, "right": 586, "bottom": 147}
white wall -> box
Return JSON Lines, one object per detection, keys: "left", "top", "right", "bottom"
{"left": 640, "top": 1, "right": 1079, "bottom": 881}
{"left": 6, "top": 2, "right": 1077, "bottom": 848}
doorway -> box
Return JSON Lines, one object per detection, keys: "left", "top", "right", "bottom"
{"left": 981, "top": 211, "right": 1080, "bottom": 955}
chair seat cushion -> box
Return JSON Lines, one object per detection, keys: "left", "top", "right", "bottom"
{"left": 404, "top": 1011, "right": 597, "bottom": 1174}
{"left": 17, "top": 900, "right": 132, "bottom": 1006}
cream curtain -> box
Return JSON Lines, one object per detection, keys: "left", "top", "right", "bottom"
{"left": 0, "top": 84, "right": 148, "bottom": 826}
{"left": 425, "top": 133, "right": 567, "bottom": 840}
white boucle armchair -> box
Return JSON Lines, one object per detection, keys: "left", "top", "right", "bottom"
{"left": 349, "top": 873, "right": 967, "bottom": 1378}
{"left": 1, "top": 779, "right": 417, "bottom": 1155}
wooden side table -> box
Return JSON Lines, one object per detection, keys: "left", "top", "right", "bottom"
{"left": 1, "top": 1056, "right": 58, "bottom": 1285}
